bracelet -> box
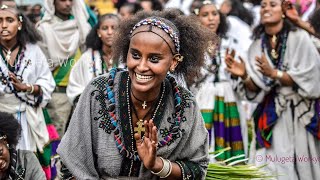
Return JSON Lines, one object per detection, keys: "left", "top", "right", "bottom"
{"left": 25, "top": 83, "right": 31, "bottom": 92}
{"left": 276, "top": 70, "right": 284, "bottom": 80}
{"left": 161, "top": 159, "right": 172, "bottom": 178}
{"left": 29, "top": 84, "right": 35, "bottom": 94}
{"left": 151, "top": 157, "right": 172, "bottom": 178}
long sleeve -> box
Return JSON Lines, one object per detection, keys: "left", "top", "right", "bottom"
{"left": 33, "top": 45, "right": 56, "bottom": 107}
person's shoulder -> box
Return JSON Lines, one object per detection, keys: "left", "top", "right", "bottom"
{"left": 288, "top": 28, "right": 311, "bottom": 44}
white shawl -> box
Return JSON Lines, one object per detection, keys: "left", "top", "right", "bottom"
{"left": 67, "top": 49, "right": 103, "bottom": 104}
{"left": 37, "top": 0, "right": 91, "bottom": 70}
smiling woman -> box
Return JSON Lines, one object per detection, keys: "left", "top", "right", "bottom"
{"left": 0, "top": 112, "right": 45, "bottom": 180}
{"left": 58, "top": 9, "right": 215, "bottom": 179}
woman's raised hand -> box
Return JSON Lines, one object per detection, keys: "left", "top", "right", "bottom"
{"left": 8, "top": 72, "right": 28, "bottom": 92}
{"left": 282, "top": 0, "right": 300, "bottom": 24}
{"left": 134, "top": 120, "right": 159, "bottom": 170}
{"left": 256, "top": 53, "right": 277, "bottom": 78}
{"left": 225, "top": 48, "right": 246, "bottom": 78}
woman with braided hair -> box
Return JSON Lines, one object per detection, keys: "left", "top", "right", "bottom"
{"left": 58, "top": 9, "right": 214, "bottom": 179}
{"left": 0, "top": 112, "right": 45, "bottom": 180}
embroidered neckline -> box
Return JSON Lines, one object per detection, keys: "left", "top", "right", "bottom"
{"left": 105, "top": 68, "right": 184, "bottom": 161}
{"left": 261, "top": 31, "right": 288, "bottom": 86}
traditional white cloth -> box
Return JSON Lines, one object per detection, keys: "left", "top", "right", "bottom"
{"left": 245, "top": 29, "right": 320, "bottom": 180}
{"left": 164, "top": 0, "right": 194, "bottom": 15}
{"left": 67, "top": 49, "right": 103, "bottom": 104}
{"left": 37, "top": 0, "right": 91, "bottom": 70}
{"left": 0, "top": 43, "right": 55, "bottom": 152}
{"left": 192, "top": 35, "right": 249, "bottom": 159}
{"left": 226, "top": 16, "right": 253, "bottom": 60}
{"left": 67, "top": 49, "right": 125, "bottom": 105}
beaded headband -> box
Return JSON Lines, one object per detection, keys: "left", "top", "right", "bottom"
{"left": 130, "top": 17, "right": 181, "bottom": 54}
{"left": 0, "top": 134, "right": 7, "bottom": 141}
{"left": 193, "top": 0, "right": 213, "bottom": 15}
{"left": 0, "top": 4, "right": 23, "bottom": 22}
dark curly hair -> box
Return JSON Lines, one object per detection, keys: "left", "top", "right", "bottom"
{"left": 252, "top": 19, "right": 297, "bottom": 40}
{"left": 0, "top": 112, "right": 21, "bottom": 146}
{"left": 227, "top": 0, "right": 254, "bottom": 26}
{"left": 192, "top": 0, "right": 229, "bottom": 37}
{"left": 85, "top": 13, "right": 120, "bottom": 50}
{"left": 119, "top": 2, "right": 142, "bottom": 15}
{"left": 112, "top": 9, "right": 216, "bottom": 86}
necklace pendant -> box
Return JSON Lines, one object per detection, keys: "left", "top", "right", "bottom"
{"left": 134, "top": 119, "right": 145, "bottom": 137}
{"left": 142, "top": 101, "right": 147, "bottom": 109}
{"left": 271, "top": 49, "right": 279, "bottom": 59}
{"left": 272, "top": 35, "right": 277, "bottom": 44}
{"left": 5, "top": 54, "right": 11, "bottom": 61}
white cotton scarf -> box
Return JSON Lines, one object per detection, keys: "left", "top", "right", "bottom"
{"left": 37, "top": 0, "right": 91, "bottom": 69}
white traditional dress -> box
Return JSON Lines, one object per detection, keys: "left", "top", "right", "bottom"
{"left": 0, "top": 43, "right": 55, "bottom": 152}
{"left": 192, "top": 35, "right": 249, "bottom": 162}
{"left": 245, "top": 29, "right": 320, "bottom": 180}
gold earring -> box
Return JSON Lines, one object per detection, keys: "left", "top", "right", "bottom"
{"left": 170, "top": 68, "right": 175, "bottom": 73}
{"left": 18, "top": 26, "right": 21, "bottom": 30}
{"left": 173, "top": 54, "right": 184, "bottom": 62}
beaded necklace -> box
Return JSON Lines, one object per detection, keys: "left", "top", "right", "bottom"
{"left": 105, "top": 68, "right": 183, "bottom": 161}
{"left": 261, "top": 31, "right": 288, "bottom": 86}
{"left": 91, "top": 50, "right": 106, "bottom": 77}
{"left": 0, "top": 46, "right": 25, "bottom": 78}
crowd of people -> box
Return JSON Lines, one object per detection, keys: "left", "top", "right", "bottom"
{"left": 0, "top": 0, "right": 319, "bottom": 179}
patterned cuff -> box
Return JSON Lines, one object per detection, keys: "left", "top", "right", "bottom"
{"left": 175, "top": 160, "right": 203, "bottom": 180}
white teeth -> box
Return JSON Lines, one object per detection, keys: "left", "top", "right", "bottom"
{"left": 263, "top": 13, "right": 271, "bottom": 17}
{"left": 135, "top": 73, "right": 153, "bottom": 81}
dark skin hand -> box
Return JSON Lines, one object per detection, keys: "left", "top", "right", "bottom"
{"left": 134, "top": 120, "right": 159, "bottom": 170}
{"left": 282, "top": 0, "right": 319, "bottom": 38}
{"left": 8, "top": 72, "right": 40, "bottom": 95}
{"left": 255, "top": 53, "right": 277, "bottom": 79}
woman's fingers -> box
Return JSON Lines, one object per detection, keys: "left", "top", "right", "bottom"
{"left": 149, "top": 120, "right": 154, "bottom": 140}
{"left": 134, "top": 133, "right": 143, "bottom": 145}
{"left": 144, "top": 120, "right": 149, "bottom": 138}
{"left": 150, "top": 123, "right": 158, "bottom": 151}
{"left": 230, "top": 49, "right": 236, "bottom": 58}
{"left": 225, "top": 48, "right": 230, "bottom": 58}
